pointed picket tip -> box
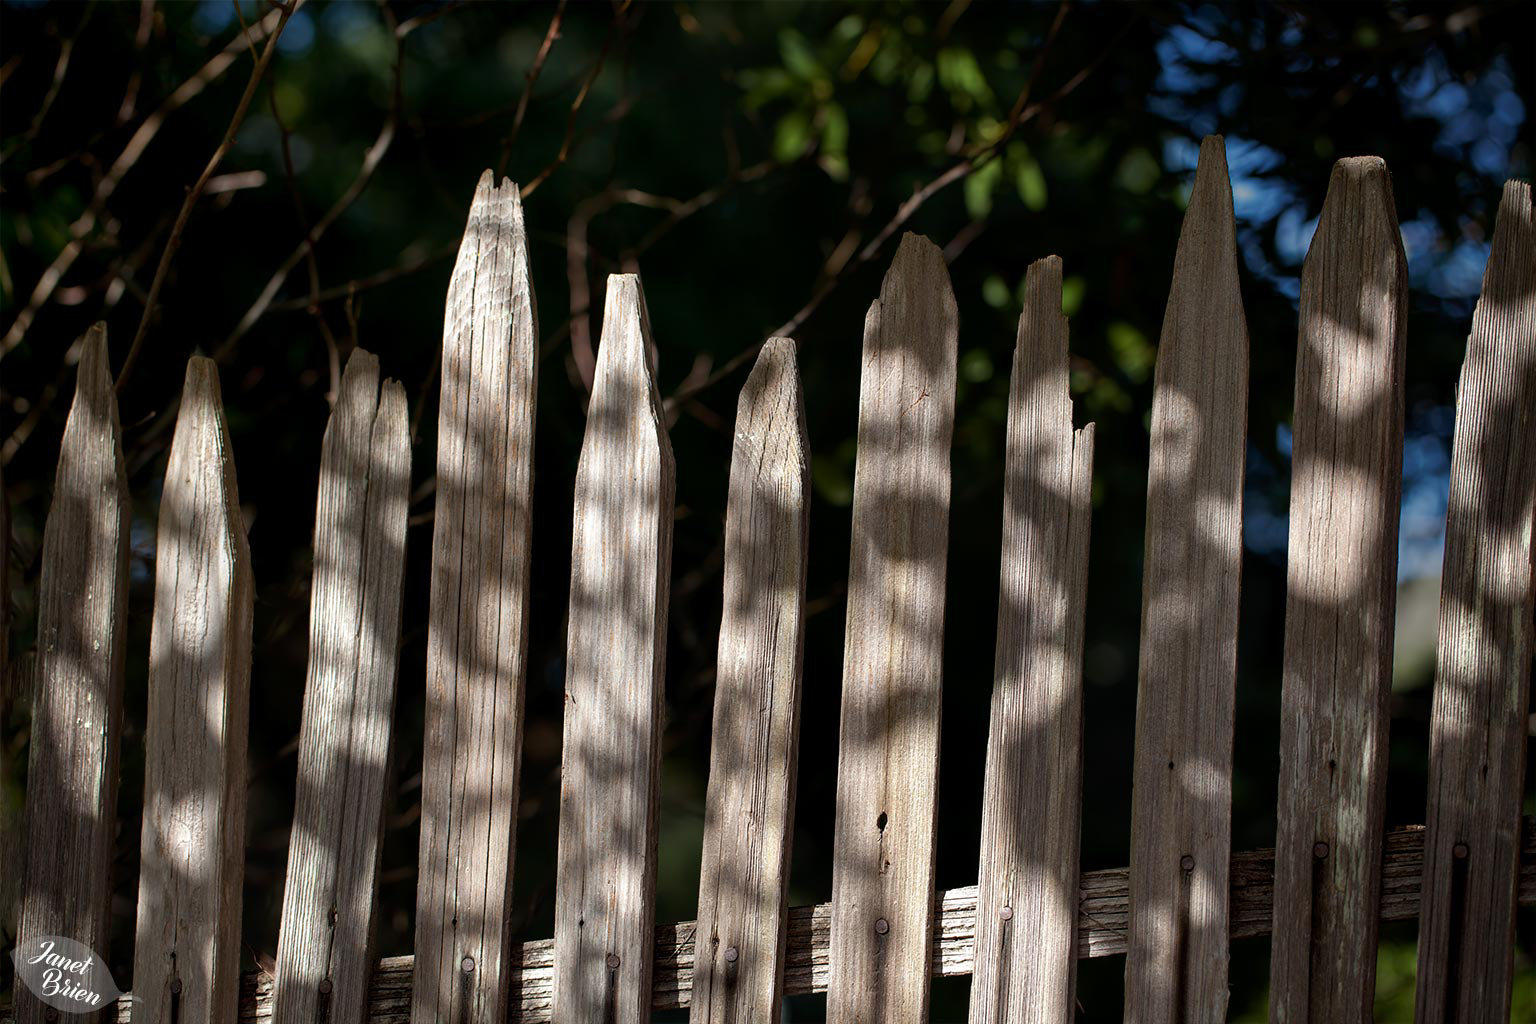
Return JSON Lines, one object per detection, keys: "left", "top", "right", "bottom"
{"left": 1188, "top": 135, "right": 1232, "bottom": 210}
{"left": 75, "top": 321, "right": 114, "bottom": 402}
{"left": 593, "top": 273, "right": 667, "bottom": 421}
{"left": 1309, "top": 156, "right": 1404, "bottom": 265}
{"left": 878, "top": 233, "right": 960, "bottom": 344}
{"left": 1479, "top": 179, "right": 1534, "bottom": 313}
{"left": 1015, "top": 256, "right": 1074, "bottom": 430}
{"left": 735, "top": 336, "right": 808, "bottom": 495}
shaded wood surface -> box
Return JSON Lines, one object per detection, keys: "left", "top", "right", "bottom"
{"left": 1269, "top": 157, "right": 1407, "bottom": 1024}
{"left": 88, "top": 821, "right": 1536, "bottom": 1023}
{"left": 1125, "top": 134, "right": 1249, "bottom": 1024}
{"left": 969, "top": 257, "right": 1094, "bottom": 1024}
{"left": 413, "top": 172, "right": 538, "bottom": 1024}
{"left": 1415, "top": 179, "right": 1536, "bottom": 1023}
{"left": 14, "top": 324, "right": 130, "bottom": 1024}
{"left": 274, "top": 351, "right": 411, "bottom": 1024}
{"left": 131, "top": 357, "right": 254, "bottom": 1024}
{"left": 551, "top": 273, "right": 675, "bottom": 1024}
{"left": 690, "top": 337, "right": 809, "bottom": 1023}
{"left": 828, "top": 231, "right": 958, "bottom": 1024}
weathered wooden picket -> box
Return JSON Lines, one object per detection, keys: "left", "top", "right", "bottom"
{"left": 6, "top": 141, "right": 1535, "bottom": 1024}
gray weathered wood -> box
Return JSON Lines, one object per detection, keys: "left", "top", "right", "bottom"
{"left": 132, "top": 356, "right": 255, "bottom": 1024}
{"left": 1125, "top": 134, "right": 1249, "bottom": 1024}
{"left": 1415, "top": 179, "right": 1536, "bottom": 1024}
{"left": 1270, "top": 156, "right": 1407, "bottom": 1024}
{"left": 828, "top": 231, "right": 957, "bottom": 1024}
{"left": 690, "top": 337, "right": 809, "bottom": 1024}
{"left": 551, "top": 273, "right": 675, "bottom": 1024}
{"left": 99, "top": 819, "right": 1536, "bottom": 1023}
{"left": 968, "top": 256, "right": 1094, "bottom": 1024}
{"left": 413, "top": 171, "right": 538, "bottom": 1024}
{"left": 15, "top": 324, "right": 130, "bottom": 1024}
{"left": 274, "top": 350, "right": 411, "bottom": 1024}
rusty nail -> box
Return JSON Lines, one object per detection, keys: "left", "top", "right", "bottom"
{"left": 723, "top": 946, "right": 739, "bottom": 963}
{"left": 1313, "top": 841, "right": 1329, "bottom": 859}
{"left": 461, "top": 956, "right": 475, "bottom": 973}
{"left": 169, "top": 979, "right": 183, "bottom": 995}
{"left": 1180, "top": 854, "right": 1195, "bottom": 872}
{"left": 999, "top": 906, "right": 1013, "bottom": 922}
{"left": 1453, "top": 842, "right": 1469, "bottom": 860}
{"left": 874, "top": 918, "right": 890, "bottom": 935}
{"left": 319, "top": 978, "right": 333, "bottom": 995}
{"left": 45, "top": 1011, "right": 59, "bottom": 1022}
{"left": 606, "top": 953, "right": 621, "bottom": 969}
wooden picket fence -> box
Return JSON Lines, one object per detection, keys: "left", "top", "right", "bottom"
{"left": 7, "top": 139, "right": 1535, "bottom": 1023}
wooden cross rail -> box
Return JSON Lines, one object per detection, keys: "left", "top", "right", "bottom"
{"left": 87, "top": 820, "right": 1535, "bottom": 1023}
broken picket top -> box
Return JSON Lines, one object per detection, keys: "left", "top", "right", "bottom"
{"left": 1270, "top": 157, "right": 1408, "bottom": 1023}
{"left": 273, "top": 351, "right": 410, "bottom": 1024}
{"left": 132, "top": 357, "right": 255, "bottom": 1024}
{"left": 1125, "top": 134, "right": 1250, "bottom": 1024}
{"left": 690, "top": 336, "right": 811, "bottom": 1024}
{"left": 413, "top": 171, "right": 539, "bottom": 1024}
{"left": 551, "top": 274, "right": 676, "bottom": 1024}
{"left": 969, "top": 256, "right": 1095, "bottom": 1024}
{"left": 828, "top": 232, "right": 959, "bottom": 1024}
{"left": 1415, "top": 180, "right": 1536, "bottom": 1023}
{"left": 14, "top": 325, "right": 130, "bottom": 1024}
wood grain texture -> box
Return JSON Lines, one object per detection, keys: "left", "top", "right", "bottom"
{"left": 968, "top": 257, "right": 1094, "bottom": 1024}
{"left": 551, "top": 273, "right": 675, "bottom": 1024}
{"left": 1414, "top": 179, "right": 1536, "bottom": 1023}
{"left": 690, "top": 337, "right": 810, "bottom": 1024}
{"left": 1125, "top": 135, "right": 1249, "bottom": 1024}
{"left": 828, "top": 231, "right": 958, "bottom": 1024}
{"left": 15, "top": 324, "right": 130, "bottom": 1024}
{"left": 91, "top": 820, "right": 1536, "bottom": 1023}
{"left": 274, "top": 350, "right": 411, "bottom": 1024}
{"left": 1269, "top": 157, "right": 1407, "bottom": 1024}
{"left": 132, "top": 356, "right": 254, "bottom": 1024}
{"left": 413, "top": 171, "right": 538, "bottom": 1024}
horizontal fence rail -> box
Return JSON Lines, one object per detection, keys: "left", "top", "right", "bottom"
{"left": 93, "top": 821, "right": 1536, "bottom": 1021}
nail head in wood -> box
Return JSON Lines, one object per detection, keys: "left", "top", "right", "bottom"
{"left": 606, "top": 954, "right": 621, "bottom": 970}
{"left": 1452, "top": 843, "right": 1469, "bottom": 860}
{"left": 1313, "top": 842, "right": 1329, "bottom": 859}
{"left": 723, "top": 947, "right": 739, "bottom": 963}
{"left": 998, "top": 906, "right": 1013, "bottom": 922}
{"left": 318, "top": 979, "right": 332, "bottom": 995}
{"left": 874, "top": 918, "right": 890, "bottom": 935}
{"left": 1180, "top": 855, "right": 1195, "bottom": 872}
{"left": 461, "top": 957, "right": 475, "bottom": 974}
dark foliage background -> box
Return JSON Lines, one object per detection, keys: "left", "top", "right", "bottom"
{"left": 1, "top": 1, "right": 1532, "bottom": 1019}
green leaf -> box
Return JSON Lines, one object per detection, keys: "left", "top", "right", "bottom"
{"left": 1108, "top": 321, "right": 1156, "bottom": 383}
{"left": 1061, "top": 275, "right": 1087, "bottom": 317}
{"left": 1116, "top": 147, "right": 1162, "bottom": 194}
{"left": 964, "top": 158, "right": 1003, "bottom": 219}
{"left": 821, "top": 103, "right": 849, "bottom": 157}
{"left": 773, "top": 109, "right": 812, "bottom": 162}
{"left": 779, "top": 28, "right": 820, "bottom": 81}
{"left": 1016, "top": 156, "right": 1047, "bottom": 211}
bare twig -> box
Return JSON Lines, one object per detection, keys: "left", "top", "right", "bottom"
{"left": 494, "top": 0, "right": 567, "bottom": 172}
{"left": 213, "top": 3, "right": 404, "bottom": 364}
{"left": 663, "top": 4, "right": 1132, "bottom": 413}
{"left": 0, "top": 10, "right": 84, "bottom": 163}
{"left": 0, "top": 8, "right": 283, "bottom": 358}
{"left": 268, "top": 243, "right": 457, "bottom": 313}
{"left": 114, "top": 0, "right": 301, "bottom": 391}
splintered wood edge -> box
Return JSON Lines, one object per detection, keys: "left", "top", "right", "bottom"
{"left": 85, "top": 821, "right": 1536, "bottom": 1023}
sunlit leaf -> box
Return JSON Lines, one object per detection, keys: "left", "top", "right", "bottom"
{"left": 774, "top": 109, "right": 813, "bottom": 161}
